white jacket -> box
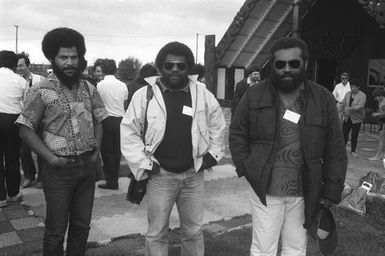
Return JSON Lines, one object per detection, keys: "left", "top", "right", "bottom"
{"left": 120, "top": 76, "right": 226, "bottom": 180}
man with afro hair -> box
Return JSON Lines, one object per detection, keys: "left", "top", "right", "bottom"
{"left": 17, "top": 27, "right": 108, "bottom": 255}
{"left": 121, "top": 41, "right": 226, "bottom": 256}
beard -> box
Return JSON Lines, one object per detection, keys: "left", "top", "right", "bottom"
{"left": 271, "top": 67, "right": 306, "bottom": 93}
{"left": 161, "top": 74, "right": 189, "bottom": 90}
{"left": 52, "top": 62, "right": 82, "bottom": 89}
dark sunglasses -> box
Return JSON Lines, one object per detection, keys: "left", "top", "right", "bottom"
{"left": 341, "top": 77, "right": 348, "bottom": 80}
{"left": 274, "top": 60, "right": 301, "bottom": 70}
{"left": 163, "top": 62, "right": 187, "bottom": 71}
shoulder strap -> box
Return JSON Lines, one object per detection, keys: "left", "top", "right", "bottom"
{"left": 142, "top": 85, "right": 153, "bottom": 142}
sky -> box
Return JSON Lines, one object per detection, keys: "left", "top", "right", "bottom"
{"left": 0, "top": 0, "right": 245, "bottom": 66}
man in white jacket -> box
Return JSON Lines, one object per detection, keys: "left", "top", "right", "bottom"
{"left": 121, "top": 41, "right": 226, "bottom": 256}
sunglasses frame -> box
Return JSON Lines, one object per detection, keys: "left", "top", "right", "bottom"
{"left": 274, "top": 59, "right": 301, "bottom": 70}
{"left": 163, "top": 62, "right": 187, "bottom": 71}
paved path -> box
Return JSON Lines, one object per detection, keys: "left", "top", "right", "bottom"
{"left": 1, "top": 107, "right": 385, "bottom": 255}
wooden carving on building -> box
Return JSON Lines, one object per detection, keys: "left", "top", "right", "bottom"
{"left": 358, "top": 0, "right": 385, "bottom": 28}
{"left": 215, "top": 0, "right": 258, "bottom": 65}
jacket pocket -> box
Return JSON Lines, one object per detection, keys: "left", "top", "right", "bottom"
{"left": 196, "top": 110, "right": 209, "bottom": 155}
{"left": 305, "top": 116, "right": 326, "bottom": 157}
{"left": 242, "top": 140, "right": 273, "bottom": 189}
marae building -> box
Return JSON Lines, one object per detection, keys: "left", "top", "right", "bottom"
{"left": 204, "top": 0, "right": 385, "bottom": 110}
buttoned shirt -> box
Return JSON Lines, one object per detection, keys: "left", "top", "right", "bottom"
{"left": 27, "top": 73, "right": 45, "bottom": 87}
{"left": 16, "top": 73, "right": 108, "bottom": 156}
{"left": 96, "top": 75, "right": 128, "bottom": 117}
{"left": 332, "top": 82, "right": 351, "bottom": 103}
{"left": 0, "top": 67, "right": 27, "bottom": 114}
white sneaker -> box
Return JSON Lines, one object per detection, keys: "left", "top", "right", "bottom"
{"left": 7, "top": 191, "right": 23, "bottom": 202}
{"left": 351, "top": 152, "right": 359, "bottom": 158}
{"left": 367, "top": 155, "right": 381, "bottom": 161}
{"left": 0, "top": 200, "right": 7, "bottom": 208}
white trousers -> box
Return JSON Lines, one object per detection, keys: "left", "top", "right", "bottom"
{"left": 249, "top": 190, "right": 307, "bottom": 256}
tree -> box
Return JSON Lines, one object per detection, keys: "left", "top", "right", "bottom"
{"left": 117, "top": 57, "right": 142, "bottom": 82}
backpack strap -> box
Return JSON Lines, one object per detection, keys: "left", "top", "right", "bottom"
{"left": 142, "top": 85, "right": 153, "bottom": 143}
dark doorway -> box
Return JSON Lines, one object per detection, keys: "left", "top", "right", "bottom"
{"left": 316, "top": 59, "right": 336, "bottom": 92}
{"left": 225, "top": 67, "right": 235, "bottom": 100}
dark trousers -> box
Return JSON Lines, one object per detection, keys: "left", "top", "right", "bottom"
{"left": 101, "top": 116, "right": 122, "bottom": 188}
{"left": 0, "top": 113, "right": 21, "bottom": 200}
{"left": 20, "top": 141, "right": 43, "bottom": 181}
{"left": 42, "top": 154, "right": 96, "bottom": 256}
{"left": 343, "top": 117, "right": 362, "bottom": 153}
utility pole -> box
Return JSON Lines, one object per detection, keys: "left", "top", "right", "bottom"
{"left": 292, "top": 0, "right": 300, "bottom": 38}
{"left": 15, "top": 25, "right": 19, "bottom": 53}
{"left": 196, "top": 33, "right": 199, "bottom": 63}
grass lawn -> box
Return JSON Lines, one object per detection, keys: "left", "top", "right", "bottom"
{"left": 85, "top": 197, "right": 385, "bottom": 256}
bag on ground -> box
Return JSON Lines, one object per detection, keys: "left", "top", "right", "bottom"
{"left": 338, "top": 181, "right": 373, "bottom": 215}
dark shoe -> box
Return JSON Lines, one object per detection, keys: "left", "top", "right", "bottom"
{"left": 35, "top": 181, "right": 43, "bottom": 189}
{"left": 22, "top": 178, "right": 34, "bottom": 188}
{"left": 97, "top": 183, "right": 118, "bottom": 190}
{"left": 7, "top": 191, "right": 23, "bottom": 202}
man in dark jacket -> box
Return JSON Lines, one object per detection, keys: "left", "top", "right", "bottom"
{"left": 229, "top": 37, "right": 347, "bottom": 255}
{"left": 231, "top": 65, "right": 260, "bottom": 116}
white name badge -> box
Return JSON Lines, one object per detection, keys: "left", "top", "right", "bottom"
{"left": 182, "top": 106, "right": 193, "bottom": 116}
{"left": 283, "top": 109, "right": 301, "bottom": 124}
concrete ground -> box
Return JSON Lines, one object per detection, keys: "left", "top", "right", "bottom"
{"left": 1, "top": 107, "right": 385, "bottom": 255}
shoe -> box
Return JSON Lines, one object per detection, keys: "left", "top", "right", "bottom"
{"left": 0, "top": 200, "right": 7, "bottom": 208}
{"left": 35, "top": 182, "right": 43, "bottom": 189}
{"left": 97, "top": 183, "right": 118, "bottom": 190}
{"left": 22, "top": 178, "right": 34, "bottom": 188}
{"left": 7, "top": 191, "right": 23, "bottom": 202}
{"left": 367, "top": 155, "right": 381, "bottom": 161}
{"left": 351, "top": 152, "right": 359, "bottom": 158}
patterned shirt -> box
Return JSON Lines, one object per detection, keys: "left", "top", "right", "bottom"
{"left": 267, "top": 96, "right": 304, "bottom": 197}
{"left": 16, "top": 73, "right": 108, "bottom": 156}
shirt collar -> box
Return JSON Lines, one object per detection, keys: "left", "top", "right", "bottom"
{"left": 48, "top": 72, "right": 81, "bottom": 88}
{"left": 103, "top": 75, "right": 115, "bottom": 80}
{"left": 157, "top": 78, "right": 190, "bottom": 92}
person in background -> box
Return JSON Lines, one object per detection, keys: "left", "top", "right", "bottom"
{"left": 229, "top": 37, "right": 347, "bottom": 256}
{"left": 368, "top": 88, "right": 385, "bottom": 160}
{"left": 231, "top": 65, "right": 261, "bottom": 116}
{"left": 191, "top": 63, "right": 206, "bottom": 83}
{"left": 97, "top": 59, "right": 128, "bottom": 190}
{"left": 17, "top": 27, "right": 108, "bottom": 255}
{"left": 94, "top": 61, "right": 104, "bottom": 84}
{"left": 341, "top": 79, "right": 366, "bottom": 158}
{"left": 121, "top": 41, "right": 226, "bottom": 256}
{"left": 0, "top": 50, "right": 27, "bottom": 208}
{"left": 16, "top": 53, "right": 45, "bottom": 189}
{"left": 82, "top": 62, "right": 98, "bottom": 86}
{"left": 333, "top": 72, "right": 351, "bottom": 125}
{"left": 127, "top": 63, "right": 158, "bottom": 106}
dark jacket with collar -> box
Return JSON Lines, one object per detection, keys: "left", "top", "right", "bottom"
{"left": 229, "top": 78, "right": 347, "bottom": 229}
{"left": 231, "top": 78, "right": 252, "bottom": 116}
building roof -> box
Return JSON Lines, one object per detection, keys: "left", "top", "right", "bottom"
{"left": 215, "top": 0, "right": 384, "bottom": 70}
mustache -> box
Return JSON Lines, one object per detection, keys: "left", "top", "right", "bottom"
{"left": 63, "top": 67, "right": 76, "bottom": 71}
{"left": 280, "top": 73, "right": 294, "bottom": 78}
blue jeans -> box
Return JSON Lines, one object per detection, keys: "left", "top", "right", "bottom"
{"left": 145, "top": 168, "right": 204, "bottom": 256}
{"left": 42, "top": 154, "right": 96, "bottom": 256}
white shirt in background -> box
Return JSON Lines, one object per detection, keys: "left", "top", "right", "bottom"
{"left": 97, "top": 75, "right": 128, "bottom": 117}
{"left": 332, "top": 82, "right": 351, "bottom": 103}
{"left": 0, "top": 67, "right": 27, "bottom": 114}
